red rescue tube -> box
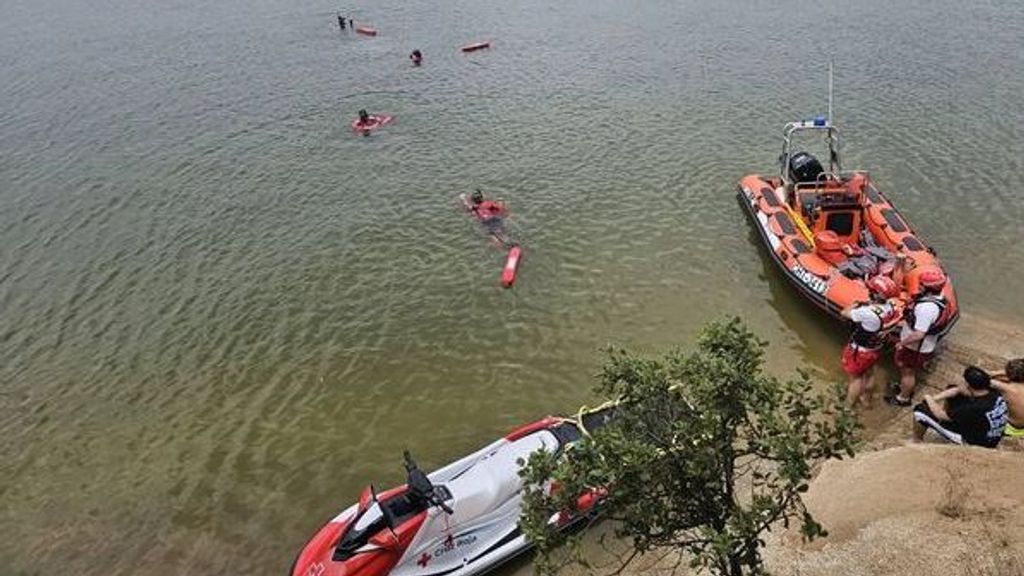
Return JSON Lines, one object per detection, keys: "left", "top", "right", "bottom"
{"left": 355, "top": 27, "right": 377, "bottom": 36}
{"left": 501, "top": 245, "right": 521, "bottom": 288}
{"left": 461, "top": 41, "right": 490, "bottom": 52}
{"left": 350, "top": 115, "right": 393, "bottom": 134}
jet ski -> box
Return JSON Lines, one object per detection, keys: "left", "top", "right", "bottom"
{"left": 289, "top": 405, "right": 617, "bottom": 576}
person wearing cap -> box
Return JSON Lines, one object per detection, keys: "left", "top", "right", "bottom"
{"left": 912, "top": 366, "right": 1008, "bottom": 447}
{"left": 990, "top": 358, "right": 1024, "bottom": 437}
{"left": 886, "top": 268, "right": 950, "bottom": 406}
{"left": 840, "top": 275, "right": 899, "bottom": 408}
{"left": 466, "top": 189, "right": 505, "bottom": 221}
{"left": 463, "top": 189, "right": 511, "bottom": 246}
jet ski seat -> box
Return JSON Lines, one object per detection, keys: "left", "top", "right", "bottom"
{"left": 444, "top": 431, "right": 558, "bottom": 526}
{"left": 384, "top": 493, "right": 426, "bottom": 526}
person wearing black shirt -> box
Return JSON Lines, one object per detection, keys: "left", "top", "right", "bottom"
{"left": 912, "top": 366, "right": 1008, "bottom": 448}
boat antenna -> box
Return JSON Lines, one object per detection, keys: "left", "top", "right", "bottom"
{"left": 826, "top": 60, "right": 841, "bottom": 172}
{"left": 827, "top": 59, "right": 834, "bottom": 125}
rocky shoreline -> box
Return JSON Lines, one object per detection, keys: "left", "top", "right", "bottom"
{"left": 764, "top": 312, "right": 1024, "bottom": 576}
{"left": 552, "top": 313, "right": 1024, "bottom": 576}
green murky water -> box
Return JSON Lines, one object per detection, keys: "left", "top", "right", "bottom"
{"left": 1, "top": 0, "right": 1022, "bottom": 573}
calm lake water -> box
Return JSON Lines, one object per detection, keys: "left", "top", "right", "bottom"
{"left": 1, "top": 0, "right": 1022, "bottom": 574}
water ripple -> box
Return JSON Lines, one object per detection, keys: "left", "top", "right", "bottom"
{"left": 1, "top": 0, "right": 1022, "bottom": 574}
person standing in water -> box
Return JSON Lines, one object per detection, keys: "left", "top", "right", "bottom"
{"left": 840, "top": 276, "right": 899, "bottom": 408}
{"left": 337, "top": 13, "right": 346, "bottom": 30}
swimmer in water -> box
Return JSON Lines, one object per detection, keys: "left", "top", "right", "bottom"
{"left": 464, "top": 189, "right": 511, "bottom": 246}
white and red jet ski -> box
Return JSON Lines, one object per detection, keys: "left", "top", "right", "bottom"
{"left": 289, "top": 407, "right": 616, "bottom": 576}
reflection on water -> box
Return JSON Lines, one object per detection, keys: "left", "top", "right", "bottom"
{"left": 1, "top": 0, "right": 1022, "bottom": 574}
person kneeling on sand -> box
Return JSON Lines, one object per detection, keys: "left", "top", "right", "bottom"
{"left": 990, "top": 358, "right": 1024, "bottom": 438}
{"left": 912, "top": 366, "right": 1008, "bottom": 448}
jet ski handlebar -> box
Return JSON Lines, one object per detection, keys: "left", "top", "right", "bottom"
{"left": 402, "top": 450, "right": 454, "bottom": 515}
{"left": 433, "top": 497, "right": 455, "bottom": 515}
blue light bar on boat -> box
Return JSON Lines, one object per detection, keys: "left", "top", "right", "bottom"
{"left": 813, "top": 115, "right": 827, "bottom": 126}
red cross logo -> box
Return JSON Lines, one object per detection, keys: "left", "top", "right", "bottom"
{"left": 417, "top": 553, "right": 431, "bottom": 567}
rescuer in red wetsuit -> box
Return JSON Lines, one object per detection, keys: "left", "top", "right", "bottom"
{"left": 466, "top": 189, "right": 511, "bottom": 246}
{"left": 469, "top": 189, "right": 505, "bottom": 220}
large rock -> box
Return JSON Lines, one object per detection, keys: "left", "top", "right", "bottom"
{"left": 767, "top": 444, "right": 1024, "bottom": 576}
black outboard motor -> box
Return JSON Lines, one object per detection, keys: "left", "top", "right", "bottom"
{"left": 788, "top": 151, "right": 824, "bottom": 184}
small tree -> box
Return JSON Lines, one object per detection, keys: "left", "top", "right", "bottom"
{"left": 520, "top": 318, "right": 858, "bottom": 576}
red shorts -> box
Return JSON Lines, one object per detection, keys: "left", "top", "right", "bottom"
{"left": 895, "top": 346, "right": 933, "bottom": 370}
{"left": 842, "top": 344, "right": 881, "bottom": 377}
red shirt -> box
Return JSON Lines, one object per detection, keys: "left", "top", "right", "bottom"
{"left": 474, "top": 200, "right": 505, "bottom": 221}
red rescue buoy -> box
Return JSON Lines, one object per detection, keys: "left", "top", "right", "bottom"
{"left": 461, "top": 42, "right": 490, "bottom": 53}
{"left": 356, "top": 27, "right": 377, "bottom": 36}
{"left": 501, "top": 245, "right": 521, "bottom": 288}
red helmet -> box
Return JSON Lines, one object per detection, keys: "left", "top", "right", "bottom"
{"left": 919, "top": 268, "right": 947, "bottom": 289}
{"left": 866, "top": 275, "right": 899, "bottom": 299}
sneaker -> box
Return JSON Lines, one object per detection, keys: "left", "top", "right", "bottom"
{"left": 884, "top": 394, "right": 911, "bottom": 407}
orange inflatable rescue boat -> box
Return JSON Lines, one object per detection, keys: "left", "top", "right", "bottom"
{"left": 738, "top": 116, "right": 958, "bottom": 335}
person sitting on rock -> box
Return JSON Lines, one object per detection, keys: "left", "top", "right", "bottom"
{"left": 990, "top": 358, "right": 1024, "bottom": 438}
{"left": 912, "top": 365, "right": 1008, "bottom": 448}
